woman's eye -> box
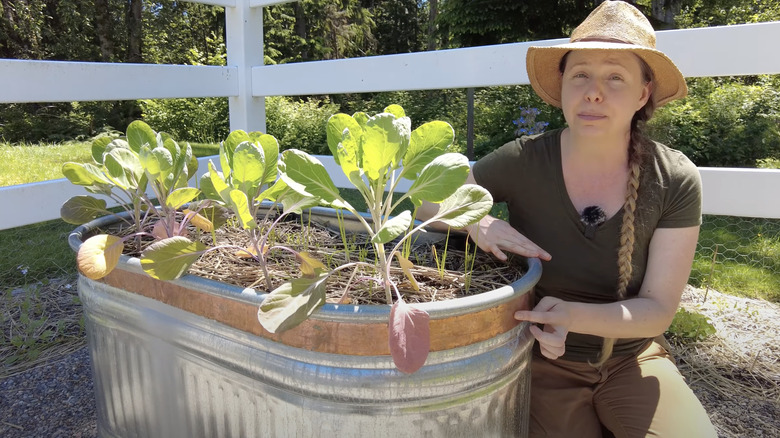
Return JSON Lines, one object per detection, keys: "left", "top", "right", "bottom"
{"left": 609, "top": 75, "right": 623, "bottom": 81}
{"left": 572, "top": 72, "right": 587, "bottom": 79}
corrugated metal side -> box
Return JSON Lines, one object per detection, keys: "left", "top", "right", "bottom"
{"left": 80, "top": 274, "right": 532, "bottom": 438}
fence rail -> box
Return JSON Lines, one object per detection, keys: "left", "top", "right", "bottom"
{"left": 0, "top": 1, "right": 779, "bottom": 232}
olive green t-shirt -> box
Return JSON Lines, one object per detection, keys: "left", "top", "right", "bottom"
{"left": 473, "top": 129, "right": 702, "bottom": 362}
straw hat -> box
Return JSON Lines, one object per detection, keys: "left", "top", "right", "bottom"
{"left": 526, "top": 0, "right": 687, "bottom": 108}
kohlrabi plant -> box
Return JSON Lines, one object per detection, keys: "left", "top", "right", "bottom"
{"left": 61, "top": 121, "right": 210, "bottom": 281}
{"left": 257, "top": 105, "right": 493, "bottom": 373}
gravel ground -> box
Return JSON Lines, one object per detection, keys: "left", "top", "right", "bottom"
{"left": 1, "top": 286, "right": 777, "bottom": 438}
{"left": 0, "top": 347, "right": 96, "bottom": 438}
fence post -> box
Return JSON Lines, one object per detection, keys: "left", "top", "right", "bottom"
{"left": 225, "top": 0, "right": 266, "bottom": 133}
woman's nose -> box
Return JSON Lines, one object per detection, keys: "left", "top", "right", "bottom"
{"left": 584, "top": 81, "right": 603, "bottom": 102}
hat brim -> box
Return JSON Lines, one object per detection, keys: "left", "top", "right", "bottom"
{"left": 526, "top": 41, "right": 687, "bottom": 108}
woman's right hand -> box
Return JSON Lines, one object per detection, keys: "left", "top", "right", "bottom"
{"left": 465, "top": 215, "right": 552, "bottom": 262}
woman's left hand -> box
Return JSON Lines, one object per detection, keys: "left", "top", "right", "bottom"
{"left": 514, "top": 296, "right": 571, "bottom": 360}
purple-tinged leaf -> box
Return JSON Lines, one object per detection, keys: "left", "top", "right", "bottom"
{"left": 389, "top": 300, "right": 430, "bottom": 374}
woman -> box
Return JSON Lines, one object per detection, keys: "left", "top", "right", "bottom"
{"left": 423, "top": 2, "right": 717, "bottom": 436}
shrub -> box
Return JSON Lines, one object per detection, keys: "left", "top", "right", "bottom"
{"left": 140, "top": 97, "right": 229, "bottom": 144}
{"left": 648, "top": 77, "right": 780, "bottom": 167}
{"left": 264, "top": 96, "right": 339, "bottom": 154}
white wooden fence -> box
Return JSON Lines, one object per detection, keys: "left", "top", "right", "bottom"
{"left": 1, "top": 0, "right": 779, "bottom": 231}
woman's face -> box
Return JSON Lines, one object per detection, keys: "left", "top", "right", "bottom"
{"left": 560, "top": 50, "right": 652, "bottom": 138}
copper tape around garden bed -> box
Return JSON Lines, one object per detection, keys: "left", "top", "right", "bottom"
{"left": 99, "top": 269, "right": 532, "bottom": 356}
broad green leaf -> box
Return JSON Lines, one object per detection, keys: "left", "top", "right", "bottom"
{"left": 406, "top": 153, "right": 470, "bottom": 206}
{"left": 383, "top": 104, "right": 406, "bottom": 118}
{"left": 228, "top": 189, "right": 257, "bottom": 229}
{"left": 371, "top": 210, "right": 412, "bottom": 244}
{"left": 104, "top": 147, "right": 143, "bottom": 190}
{"left": 257, "top": 178, "right": 289, "bottom": 202}
{"left": 140, "top": 236, "right": 207, "bottom": 280}
{"left": 255, "top": 134, "right": 279, "bottom": 186}
{"left": 199, "top": 172, "right": 220, "bottom": 201}
{"left": 326, "top": 113, "right": 362, "bottom": 164}
{"left": 126, "top": 120, "right": 157, "bottom": 153}
{"left": 257, "top": 275, "right": 328, "bottom": 333}
{"left": 91, "top": 136, "right": 113, "bottom": 164}
{"left": 232, "top": 142, "right": 264, "bottom": 194}
{"left": 166, "top": 187, "right": 200, "bottom": 210}
{"left": 389, "top": 300, "right": 430, "bottom": 374}
{"left": 207, "top": 161, "right": 230, "bottom": 201}
{"left": 336, "top": 129, "right": 368, "bottom": 194}
{"left": 362, "top": 113, "right": 410, "bottom": 179}
{"left": 139, "top": 145, "right": 174, "bottom": 180}
{"left": 223, "top": 130, "right": 251, "bottom": 172}
{"left": 77, "top": 234, "right": 123, "bottom": 280}
{"left": 62, "top": 162, "right": 110, "bottom": 187}
{"left": 402, "top": 121, "right": 455, "bottom": 180}
{"left": 280, "top": 188, "right": 322, "bottom": 214}
{"left": 184, "top": 144, "right": 199, "bottom": 182}
{"left": 394, "top": 252, "right": 420, "bottom": 291}
{"left": 279, "top": 150, "right": 346, "bottom": 209}
{"left": 60, "top": 195, "right": 108, "bottom": 225}
{"left": 219, "top": 142, "right": 231, "bottom": 178}
{"left": 352, "top": 111, "right": 369, "bottom": 128}
{"left": 163, "top": 137, "right": 185, "bottom": 189}
{"left": 435, "top": 185, "right": 493, "bottom": 228}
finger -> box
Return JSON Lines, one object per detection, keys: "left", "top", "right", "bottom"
{"left": 486, "top": 243, "right": 508, "bottom": 261}
{"left": 498, "top": 239, "right": 549, "bottom": 260}
{"left": 539, "top": 342, "right": 565, "bottom": 360}
{"left": 528, "top": 324, "right": 566, "bottom": 348}
{"left": 514, "top": 310, "right": 553, "bottom": 325}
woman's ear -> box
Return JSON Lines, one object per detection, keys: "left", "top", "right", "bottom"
{"left": 637, "top": 81, "right": 653, "bottom": 111}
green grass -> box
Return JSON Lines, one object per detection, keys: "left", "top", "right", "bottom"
{"left": 691, "top": 215, "right": 780, "bottom": 302}
{"left": 0, "top": 141, "right": 93, "bottom": 186}
{"left": 0, "top": 140, "right": 219, "bottom": 187}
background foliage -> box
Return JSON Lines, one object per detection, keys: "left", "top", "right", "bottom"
{"left": 1, "top": 0, "right": 779, "bottom": 167}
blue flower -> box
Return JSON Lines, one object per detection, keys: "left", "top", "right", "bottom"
{"left": 513, "top": 106, "right": 548, "bottom": 137}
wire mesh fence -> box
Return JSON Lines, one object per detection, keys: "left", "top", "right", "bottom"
{"left": 690, "top": 215, "right": 780, "bottom": 301}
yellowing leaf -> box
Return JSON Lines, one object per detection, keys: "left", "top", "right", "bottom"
{"left": 183, "top": 209, "right": 214, "bottom": 232}
{"left": 77, "top": 234, "right": 123, "bottom": 280}
{"left": 394, "top": 252, "right": 420, "bottom": 291}
{"left": 297, "top": 252, "right": 326, "bottom": 278}
{"left": 235, "top": 246, "right": 266, "bottom": 259}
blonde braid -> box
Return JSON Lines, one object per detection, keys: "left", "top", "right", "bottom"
{"left": 592, "top": 148, "right": 641, "bottom": 368}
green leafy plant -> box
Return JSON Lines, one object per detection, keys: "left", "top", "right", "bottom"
{"left": 60, "top": 121, "right": 212, "bottom": 279}
{"left": 139, "top": 128, "right": 324, "bottom": 292}
{"left": 666, "top": 308, "right": 717, "bottom": 342}
{"left": 257, "top": 105, "right": 493, "bottom": 373}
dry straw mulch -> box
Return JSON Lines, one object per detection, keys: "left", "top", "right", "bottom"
{"left": 1, "top": 277, "right": 85, "bottom": 379}
{"left": 670, "top": 286, "right": 780, "bottom": 437}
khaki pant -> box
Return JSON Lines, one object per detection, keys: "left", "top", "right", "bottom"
{"left": 529, "top": 341, "right": 717, "bottom": 438}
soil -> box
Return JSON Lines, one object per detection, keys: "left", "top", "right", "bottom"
{"left": 175, "top": 214, "right": 528, "bottom": 305}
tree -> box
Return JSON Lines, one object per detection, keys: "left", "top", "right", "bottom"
{"left": 674, "top": 0, "right": 780, "bottom": 27}
{"left": 437, "top": 0, "right": 597, "bottom": 48}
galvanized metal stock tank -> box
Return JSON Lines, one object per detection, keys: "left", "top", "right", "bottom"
{"left": 69, "top": 207, "right": 542, "bottom": 438}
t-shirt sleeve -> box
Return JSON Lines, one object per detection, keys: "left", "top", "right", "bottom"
{"left": 657, "top": 151, "right": 703, "bottom": 228}
{"left": 472, "top": 138, "right": 524, "bottom": 203}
